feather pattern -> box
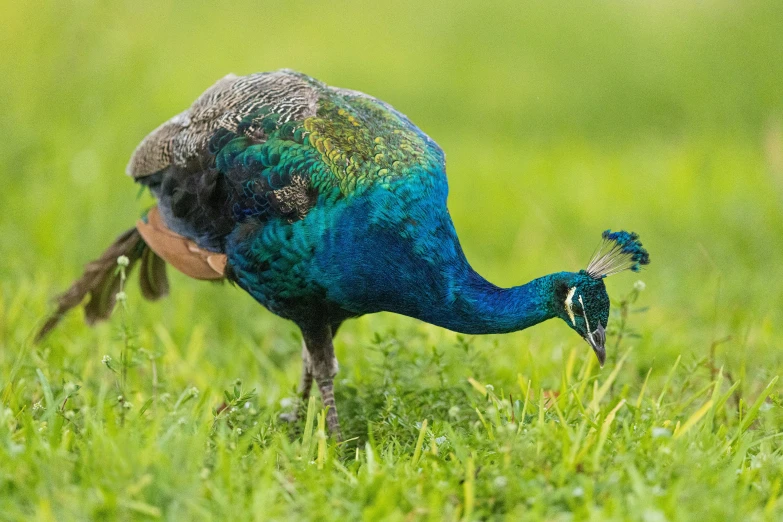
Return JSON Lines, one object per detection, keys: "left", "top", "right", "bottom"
{"left": 130, "top": 69, "right": 444, "bottom": 252}
{"left": 127, "top": 71, "right": 322, "bottom": 178}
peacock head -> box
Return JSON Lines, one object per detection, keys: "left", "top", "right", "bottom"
{"left": 553, "top": 230, "right": 650, "bottom": 367}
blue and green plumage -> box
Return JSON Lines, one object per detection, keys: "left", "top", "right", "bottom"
{"left": 40, "top": 70, "right": 650, "bottom": 436}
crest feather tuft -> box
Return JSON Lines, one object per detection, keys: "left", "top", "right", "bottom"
{"left": 586, "top": 230, "right": 650, "bottom": 279}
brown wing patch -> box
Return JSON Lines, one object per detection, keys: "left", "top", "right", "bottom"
{"left": 136, "top": 207, "right": 226, "bottom": 280}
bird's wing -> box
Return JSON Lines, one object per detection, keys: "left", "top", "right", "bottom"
{"left": 127, "top": 70, "right": 445, "bottom": 251}
{"left": 127, "top": 70, "right": 323, "bottom": 179}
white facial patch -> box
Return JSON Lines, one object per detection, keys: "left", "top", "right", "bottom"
{"left": 564, "top": 286, "right": 576, "bottom": 325}
{"left": 579, "top": 295, "right": 590, "bottom": 332}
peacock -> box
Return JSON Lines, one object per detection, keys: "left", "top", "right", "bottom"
{"left": 38, "top": 70, "right": 649, "bottom": 437}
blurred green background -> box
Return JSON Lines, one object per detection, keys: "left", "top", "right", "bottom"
{"left": 1, "top": 0, "right": 783, "bottom": 518}
{"left": 2, "top": 0, "right": 782, "bottom": 367}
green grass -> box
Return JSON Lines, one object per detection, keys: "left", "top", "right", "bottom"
{"left": 2, "top": 1, "right": 783, "bottom": 520}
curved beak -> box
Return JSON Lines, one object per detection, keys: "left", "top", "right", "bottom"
{"left": 585, "top": 324, "right": 607, "bottom": 367}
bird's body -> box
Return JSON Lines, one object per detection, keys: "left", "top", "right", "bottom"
{"left": 40, "top": 70, "right": 649, "bottom": 436}
{"left": 131, "top": 70, "right": 560, "bottom": 336}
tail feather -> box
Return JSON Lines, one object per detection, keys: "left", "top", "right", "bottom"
{"left": 139, "top": 245, "right": 170, "bottom": 300}
{"left": 36, "top": 228, "right": 169, "bottom": 342}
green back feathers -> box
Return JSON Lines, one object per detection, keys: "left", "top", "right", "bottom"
{"left": 304, "top": 97, "right": 443, "bottom": 194}
{"left": 127, "top": 70, "right": 444, "bottom": 197}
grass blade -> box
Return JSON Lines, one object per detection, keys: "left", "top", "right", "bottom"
{"left": 302, "top": 395, "right": 316, "bottom": 458}
{"left": 656, "top": 355, "right": 681, "bottom": 409}
{"left": 738, "top": 376, "right": 778, "bottom": 434}
{"left": 593, "top": 399, "right": 626, "bottom": 469}
{"left": 673, "top": 399, "right": 714, "bottom": 439}
{"left": 635, "top": 367, "right": 653, "bottom": 409}
{"left": 463, "top": 454, "right": 475, "bottom": 521}
{"left": 317, "top": 410, "right": 326, "bottom": 470}
{"left": 411, "top": 419, "right": 428, "bottom": 466}
{"left": 590, "top": 349, "right": 631, "bottom": 412}
{"left": 36, "top": 368, "right": 55, "bottom": 423}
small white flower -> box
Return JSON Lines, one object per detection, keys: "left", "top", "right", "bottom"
{"left": 279, "top": 397, "right": 294, "bottom": 409}
{"left": 115, "top": 291, "right": 127, "bottom": 302}
{"left": 122, "top": 401, "right": 133, "bottom": 410}
{"left": 236, "top": 428, "right": 243, "bottom": 435}
{"left": 634, "top": 280, "right": 646, "bottom": 292}
{"left": 32, "top": 400, "right": 43, "bottom": 412}
{"left": 572, "top": 486, "right": 584, "bottom": 497}
{"left": 64, "top": 410, "right": 75, "bottom": 419}
{"left": 750, "top": 452, "right": 769, "bottom": 470}
{"left": 448, "top": 405, "right": 460, "bottom": 418}
{"left": 116, "top": 255, "right": 130, "bottom": 267}
{"left": 485, "top": 384, "right": 495, "bottom": 392}
{"left": 102, "top": 355, "right": 112, "bottom": 365}
{"left": 651, "top": 427, "right": 671, "bottom": 438}
{"left": 493, "top": 476, "right": 508, "bottom": 489}
{"left": 189, "top": 387, "right": 199, "bottom": 398}
{"left": 63, "top": 382, "right": 77, "bottom": 394}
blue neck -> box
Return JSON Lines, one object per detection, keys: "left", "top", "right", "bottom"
{"left": 411, "top": 269, "right": 560, "bottom": 335}
{"left": 229, "top": 182, "right": 566, "bottom": 334}
{"left": 306, "top": 188, "right": 565, "bottom": 334}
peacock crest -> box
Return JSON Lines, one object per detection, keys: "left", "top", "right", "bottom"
{"left": 585, "top": 230, "right": 650, "bottom": 279}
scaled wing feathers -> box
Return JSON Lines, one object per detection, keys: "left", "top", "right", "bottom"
{"left": 126, "top": 70, "right": 322, "bottom": 178}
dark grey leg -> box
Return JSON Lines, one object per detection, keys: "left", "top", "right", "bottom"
{"left": 302, "top": 323, "right": 342, "bottom": 439}
{"left": 316, "top": 378, "right": 340, "bottom": 439}
{"left": 299, "top": 341, "right": 314, "bottom": 407}
{"left": 280, "top": 341, "right": 314, "bottom": 423}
